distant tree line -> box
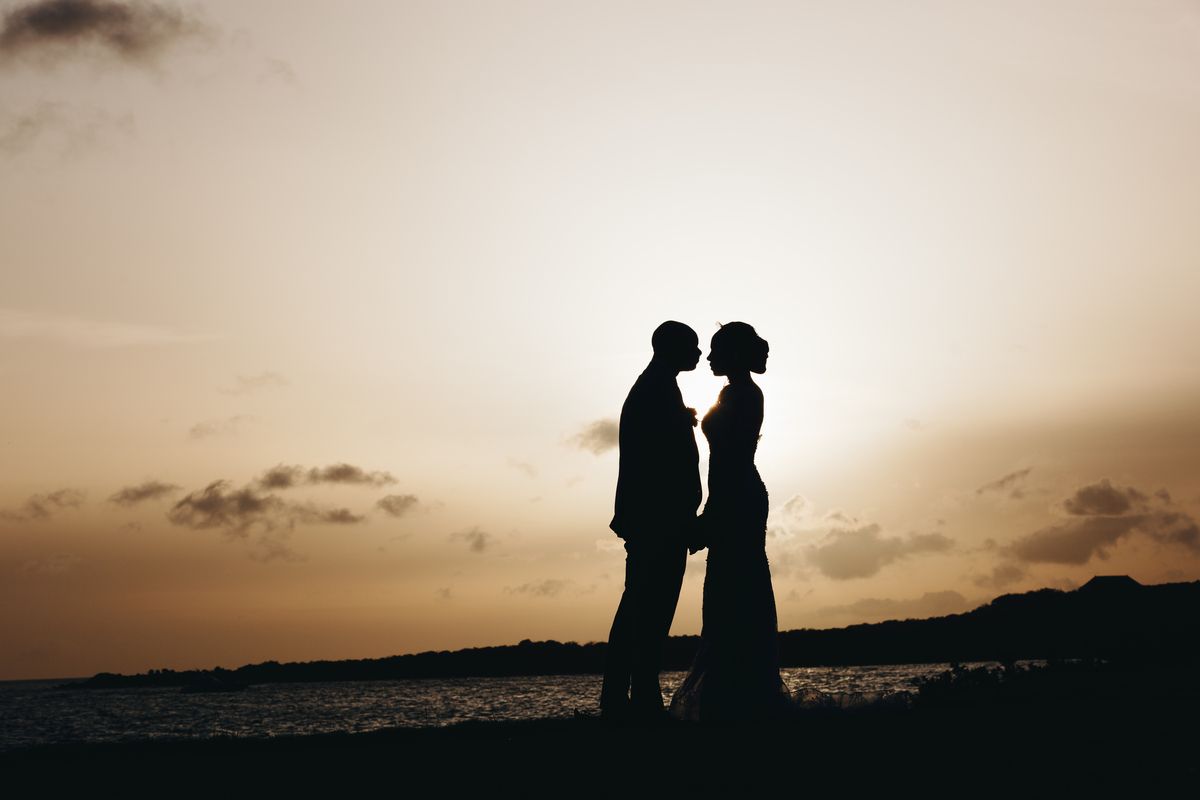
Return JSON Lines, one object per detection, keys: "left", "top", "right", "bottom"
{"left": 67, "top": 577, "right": 1200, "bottom": 690}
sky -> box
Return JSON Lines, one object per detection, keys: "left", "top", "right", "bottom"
{"left": 2, "top": 0, "right": 1199, "bottom": 680}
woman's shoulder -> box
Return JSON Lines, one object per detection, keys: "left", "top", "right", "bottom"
{"left": 721, "top": 380, "right": 763, "bottom": 405}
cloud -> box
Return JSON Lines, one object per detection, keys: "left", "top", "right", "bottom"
{"left": 252, "top": 462, "right": 397, "bottom": 489}
{"left": 1, "top": 103, "right": 135, "bottom": 159}
{"left": 506, "top": 579, "right": 571, "bottom": 597}
{"left": 166, "top": 480, "right": 283, "bottom": 536}
{"left": 971, "top": 563, "right": 1027, "bottom": 590}
{"left": 108, "top": 480, "right": 180, "bottom": 506}
{"left": 1062, "top": 479, "right": 1145, "bottom": 516}
{"left": 976, "top": 467, "right": 1033, "bottom": 499}
{"left": 815, "top": 590, "right": 972, "bottom": 625}
{"left": 435, "top": 587, "right": 452, "bottom": 601}
{"left": 0, "top": 0, "right": 209, "bottom": 66}
{"left": 20, "top": 553, "right": 81, "bottom": 574}
{"left": 220, "top": 371, "right": 288, "bottom": 395}
{"left": 507, "top": 458, "right": 537, "bottom": 478}
{"left": 255, "top": 464, "right": 304, "bottom": 489}
{"left": 451, "top": 527, "right": 491, "bottom": 553}
{"left": 376, "top": 494, "right": 418, "bottom": 518}
{"left": 1007, "top": 479, "right": 1200, "bottom": 565}
{"left": 806, "top": 524, "right": 953, "bottom": 580}
{"left": 570, "top": 418, "right": 619, "bottom": 455}
{"left": 0, "top": 488, "right": 85, "bottom": 521}
{"left": 188, "top": 414, "right": 255, "bottom": 440}
{"left": 287, "top": 503, "right": 364, "bottom": 525}
{"left": 167, "top": 478, "right": 365, "bottom": 538}
{"left": 305, "top": 463, "right": 397, "bottom": 487}
{"left": 0, "top": 307, "right": 212, "bottom": 348}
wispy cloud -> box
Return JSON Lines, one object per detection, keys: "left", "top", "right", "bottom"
{"left": 976, "top": 467, "right": 1033, "bottom": 500}
{"left": 506, "top": 458, "right": 537, "bottom": 479}
{"left": 20, "top": 552, "right": 81, "bottom": 575}
{"left": 188, "top": 415, "right": 254, "bottom": 440}
{"left": 451, "top": 527, "right": 491, "bottom": 553}
{"left": 570, "top": 418, "right": 619, "bottom": 455}
{"left": 108, "top": 480, "right": 179, "bottom": 506}
{"left": 219, "top": 371, "right": 289, "bottom": 396}
{"left": 815, "top": 590, "right": 972, "bottom": 625}
{"left": 0, "top": 488, "right": 84, "bottom": 521}
{"left": 1, "top": 103, "right": 135, "bottom": 158}
{"left": 0, "top": 307, "right": 213, "bottom": 348}
{"left": 504, "top": 578, "right": 595, "bottom": 598}
{"left": 806, "top": 524, "right": 954, "bottom": 580}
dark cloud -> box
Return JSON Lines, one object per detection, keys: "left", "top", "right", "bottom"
{"left": 305, "top": 463, "right": 396, "bottom": 487}
{"left": 167, "top": 478, "right": 365, "bottom": 538}
{"left": 166, "top": 480, "right": 283, "bottom": 536}
{"left": 376, "top": 494, "right": 418, "bottom": 518}
{"left": 806, "top": 524, "right": 953, "bottom": 580}
{"left": 108, "top": 480, "right": 179, "bottom": 506}
{"left": 220, "top": 371, "right": 288, "bottom": 396}
{"left": 0, "top": 488, "right": 84, "bottom": 521}
{"left": 255, "top": 464, "right": 304, "bottom": 489}
{"left": 451, "top": 527, "right": 491, "bottom": 553}
{"left": 252, "top": 462, "right": 397, "bottom": 490}
{"left": 1007, "top": 479, "right": 1199, "bottom": 565}
{"left": 506, "top": 579, "right": 571, "bottom": 597}
{"left": 1062, "top": 479, "right": 1145, "bottom": 516}
{"left": 815, "top": 590, "right": 972, "bottom": 624}
{"left": 0, "top": 0, "right": 208, "bottom": 66}
{"left": 189, "top": 414, "right": 254, "bottom": 440}
{"left": 976, "top": 467, "right": 1032, "bottom": 499}
{"left": 972, "top": 563, "right": 1027, "bottom": 590}
{"left": 571, "top": 418, "right": 619, "bottom": 455}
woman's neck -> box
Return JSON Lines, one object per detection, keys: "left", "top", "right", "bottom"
{"left": 727, "top": 371, "right": 753, "bottom": 386}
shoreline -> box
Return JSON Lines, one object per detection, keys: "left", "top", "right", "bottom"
{"left": 4, "top": 699, "right": 1196, "bottom": 790}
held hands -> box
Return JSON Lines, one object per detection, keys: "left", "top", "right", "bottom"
{"left": 685, "top": 406, "right": 698, "bottom": 428}
{"left": 685, "top": 512, "right": 709, "bottom": 555}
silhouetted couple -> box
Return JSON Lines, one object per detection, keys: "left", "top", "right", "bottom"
{"left": 601, "top": 320, "right": 791, "bottom": 722}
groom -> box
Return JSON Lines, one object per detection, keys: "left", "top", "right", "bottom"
{"left": 600, "top": 320, "right": 703, "bottom": 719}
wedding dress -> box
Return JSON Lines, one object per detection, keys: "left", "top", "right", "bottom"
{"left": 668, "top": 379, "right": 792, "bottom": 721}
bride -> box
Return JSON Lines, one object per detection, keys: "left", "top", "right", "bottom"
{"left": 669, "top": 322, "right": 792, "bottom": 721}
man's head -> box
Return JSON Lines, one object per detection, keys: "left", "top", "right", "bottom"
{"left": 651, "top": 320, "right": 701, "bottom": 372}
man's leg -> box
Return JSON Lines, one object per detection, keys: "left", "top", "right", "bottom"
{"left": 600, "top": 540, "right": 639, "bottom": 715}
{"left": 629, "top": 540, "right": 688, "bottom": 712}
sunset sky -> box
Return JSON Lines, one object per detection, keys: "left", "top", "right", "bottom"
{"left": 2, "top": 0, "right": 1199, "bottom": 680}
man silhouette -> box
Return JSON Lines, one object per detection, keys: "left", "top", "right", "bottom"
{"left": 600, "top": 320, "right": 703, "bottom": 719}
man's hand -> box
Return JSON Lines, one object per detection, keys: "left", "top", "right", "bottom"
{"left": 685, "top": 513, "right": 708, "bottom": 555}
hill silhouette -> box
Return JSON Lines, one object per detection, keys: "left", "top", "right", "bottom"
{"left": 65, "top": 575, "right": 1200, "bottom": 690}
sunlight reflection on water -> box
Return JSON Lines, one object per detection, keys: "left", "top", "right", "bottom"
{"left": 0, "top": 662, "right": 1032, "bottom": 750}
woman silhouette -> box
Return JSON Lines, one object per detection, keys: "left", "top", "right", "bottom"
{"left": 669, "top": 322, "right": 792, "bottom": 721}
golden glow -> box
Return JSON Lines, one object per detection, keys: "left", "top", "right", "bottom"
{"left": 1, "top": 1, "right": 1199, "bottom": 679}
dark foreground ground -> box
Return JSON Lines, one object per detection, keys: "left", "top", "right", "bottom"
{"left": 5, "top": 661, "right": 1198, "bottom": 791}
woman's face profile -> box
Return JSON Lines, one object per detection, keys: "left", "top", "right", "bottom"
{"left": 707, "top": 339, "right": 730, "bottom": 376}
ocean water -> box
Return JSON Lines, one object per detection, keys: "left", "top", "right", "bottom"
{"left": 0, "top": 662, "right": 1027, "bottom": 751}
